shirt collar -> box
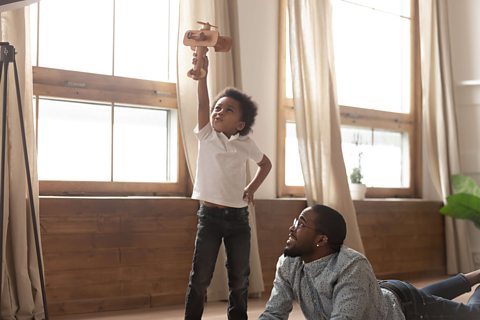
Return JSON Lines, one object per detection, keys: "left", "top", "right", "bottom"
{"left": 219, "top": 131, "right": 246, "bottom": 142}
{"left": 303, "top": 252, "right": 337, "bottom": 274}
{"left": 228, "top": 132, "right": 241, "bottom": 141}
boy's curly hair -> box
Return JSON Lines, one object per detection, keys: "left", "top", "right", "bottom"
{"left": 211, "top": 87, "right": 258, "bottom": 136}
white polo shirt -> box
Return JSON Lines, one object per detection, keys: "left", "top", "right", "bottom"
{"left": 192, "top": 123, "right": 264, "bottom": 208}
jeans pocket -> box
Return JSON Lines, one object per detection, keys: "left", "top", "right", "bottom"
{"left": 237, "top": 209, "right": 250, "bottom": 224}
{"left": 239, "top": 212, "right": 249, "bottom": 223}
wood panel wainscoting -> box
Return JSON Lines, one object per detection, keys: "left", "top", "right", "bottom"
{"left": 40, "top": 197, "right": 445, "bottom": 316}
{"left": 355, "top": 199, "right": 446, "bottom": 279}
{"left": 40, "top": 197, "right": 199, "bottom": 316}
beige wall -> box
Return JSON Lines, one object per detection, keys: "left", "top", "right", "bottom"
{"left": 447, "top": 0, "right": 480, "bottom": 262}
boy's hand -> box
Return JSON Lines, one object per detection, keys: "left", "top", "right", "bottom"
{"left": 189, "top": 49, "right": 209, "bottom": 79}
{"left": 193, "top": 51, "right": 209, "bottom": 69}
{"left": 243, "top": 187, "right": 254, "bottom": 204}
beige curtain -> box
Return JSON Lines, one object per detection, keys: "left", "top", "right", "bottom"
{"left": 419, "top": 0, "right": 474, "bottom": 273}
{"left": 287, "top": 0, "right": 364, "bottom": 253}
{"left": 0, "top": 6, "right": 45, "bottom": 320}
{"left": 177, "top": 0, "right": 264, "bottom": 301}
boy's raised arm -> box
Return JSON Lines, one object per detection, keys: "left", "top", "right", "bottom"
{"left": 196, "top": 53, "right": 210, "bottom": 130}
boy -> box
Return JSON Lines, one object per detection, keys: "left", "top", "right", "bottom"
{"left": 184, "top": 53, "right": 272, "bottom": 320}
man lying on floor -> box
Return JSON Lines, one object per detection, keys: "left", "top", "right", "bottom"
{"left": 259, "top": 204, "right": 480, "bottom": 320}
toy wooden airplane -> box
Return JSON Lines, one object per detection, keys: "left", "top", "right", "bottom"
{"left": 184, "top": 21, "right": 232, "bottom": 80}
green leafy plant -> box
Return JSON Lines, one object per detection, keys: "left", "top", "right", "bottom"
{"left": 350, "top": 167, "right": 363, "bottom": 184}
{"left": 440, "top": 175, "right": 480, "bottom": 228}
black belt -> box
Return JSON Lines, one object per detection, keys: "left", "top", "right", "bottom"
{"left": 199, "top": 205, "right": 248, "bottom": 220}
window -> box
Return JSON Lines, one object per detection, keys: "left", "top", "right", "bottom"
{"left": 31, "top": 0, "right": 187, "bottom": 196}
{"left": 278, "top": 0, "right": 421, "bottom": 198}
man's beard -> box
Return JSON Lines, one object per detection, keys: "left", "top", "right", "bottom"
{"left": 283, "top": 246, "right": 300, "bottom": 258}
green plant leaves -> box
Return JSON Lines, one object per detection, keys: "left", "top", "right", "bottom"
{"left": 350, "top": 167, "right": 363, "bottom": 184}
{"left": 451, "top": 174, "right": 480, "bottom": 197}
{"left": 440, "top": 175, "right": 480, "bottom": 228}
{"left": 440, "top": 193, "right": 480, "bottom": 228}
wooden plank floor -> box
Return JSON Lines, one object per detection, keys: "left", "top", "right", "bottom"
{"left": 53, "top": 276, "right": 476, "bottom": 320}
{"left": 53, "top": 297, "right": 304, "bottom": 320}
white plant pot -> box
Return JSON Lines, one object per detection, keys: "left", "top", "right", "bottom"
{"left": 349, "top": 183, "right": 367, "bottom": 200}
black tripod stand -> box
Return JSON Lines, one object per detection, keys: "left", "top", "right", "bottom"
{"left": 0, "top": 42, "right": 48, "bottom": 319}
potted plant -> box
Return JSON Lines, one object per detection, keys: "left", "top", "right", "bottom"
{"left": 349, "top": 166, "right": 367, "bottom": 200}
{"left": 350, "top": 167, "right": 363, "bottom": 184}
{"left": 348, "top": 134, "right": 367, "bottom": 200}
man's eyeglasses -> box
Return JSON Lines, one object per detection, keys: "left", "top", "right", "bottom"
{"left": 292, "top": 217, "right": 316, "bottom": 231}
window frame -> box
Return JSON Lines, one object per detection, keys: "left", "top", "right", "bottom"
{"left": 32, "top": 0, "right": 188, "bottom": 196}
{"left": 33, "top": 67, "right": 190, "bottom": 196}
{"left": 277, "top": 0, "right": 422, "bottom": 198}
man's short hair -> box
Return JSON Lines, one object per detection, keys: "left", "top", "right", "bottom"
{"left": 310, "top": 204, "right": 347, "bottom": 252}
{"left": 212, "top": 87, "right": 258, "bottom": 136}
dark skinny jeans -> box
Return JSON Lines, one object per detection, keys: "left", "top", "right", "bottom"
{"left": 184, "top": 205, "right": 251, "bottom": 320}
{"left": 380, "top": 274, "right": 480, "bottom": 319}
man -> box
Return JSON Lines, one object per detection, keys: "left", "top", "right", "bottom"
{"left": 259, "top": 204, "right": 480, "bottom": 319}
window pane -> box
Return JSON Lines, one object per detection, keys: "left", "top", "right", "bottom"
{"left": 332, "top": 0, "right": 411, "bottom": 113}
{"left": 113, "top": 105, "right": 176, "bottom": 182}
{"left": 38, "top": 0, "right": 113, "bottom": 74}
{"left": 341, "top": 126, "right": 410, "bottom": 188}
{"left": 114, "top": 0, "right": 178, "bottom": 81}
{"left": 285, "top": 122, "right": 304, "bottom": 186}
{"left": 37, "top": 99, "right": 112, "bottom": 181}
